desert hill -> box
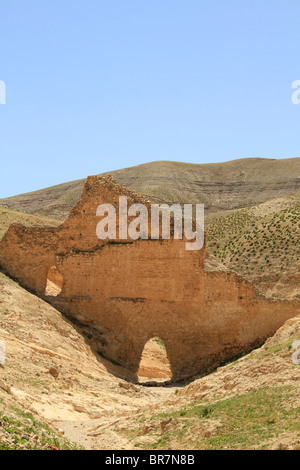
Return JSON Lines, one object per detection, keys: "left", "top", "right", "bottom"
{"left": 206, "top": 191, "right": 300, "bottom": 300}
{"left": 1, "top": 157, "right": 299, "bottom": 220}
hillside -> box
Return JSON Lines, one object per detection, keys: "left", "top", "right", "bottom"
{"left": 0, "top": 206, "right": 60, "bottom": 241}
{"left": 206, "top": 192, "right": 300, "bottom": 300}
{"left": 1, "top": 158, "right": 300, "bottom": 220}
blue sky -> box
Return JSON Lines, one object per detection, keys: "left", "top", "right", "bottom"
{"left": 1, "top": 0, "right": 300, "bottom": 198}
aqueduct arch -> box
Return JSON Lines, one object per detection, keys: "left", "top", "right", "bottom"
{"left": 137, "top": 337, "right": 172, "bottom": 381}
{"left": 0, "top": 175, "right": 299, "bottom": 381}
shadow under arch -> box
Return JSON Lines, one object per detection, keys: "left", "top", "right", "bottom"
{"left": 137, "top": 336, "right": 172, "bottom": 383}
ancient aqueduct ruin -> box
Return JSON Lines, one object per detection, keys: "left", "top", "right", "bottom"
{"left": 0, "top": 176, "right": 299, "bottom": 381}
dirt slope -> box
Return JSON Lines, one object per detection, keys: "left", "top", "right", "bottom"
{"left": 1, "top": 157, "right": 299, "bottom": 220}
{"left": 0, "top": 272, "right": 173, "bottom": 450}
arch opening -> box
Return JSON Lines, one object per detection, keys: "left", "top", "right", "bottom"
{"left": 137, "top": 337, "right": 172, "bottom": 383}
{"left": 45, "top": 266, "right": 63, "bottom": 297}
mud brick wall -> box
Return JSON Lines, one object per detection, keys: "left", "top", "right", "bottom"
{"left": 0, "top": 176, "right": 299, "bottom": 381}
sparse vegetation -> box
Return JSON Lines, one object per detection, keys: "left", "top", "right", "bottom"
{"left": 0, "top": 400, "right": 82, "bottom": 450}
{"left": 206, "top": 193, "right": 300, "bottom": 298}
{"left": 152, "top": 337, "right": 167, "bottom": 350}
{"left": 125, "top": 386, "right": 300, "bottom": 450}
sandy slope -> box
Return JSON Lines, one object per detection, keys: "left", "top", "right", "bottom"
{"left": 0, "top": 272, "right": 174, "bottom": 450}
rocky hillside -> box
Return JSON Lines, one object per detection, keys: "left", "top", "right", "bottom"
{"left": 1, "top": 158, "right": 299, "bottom": 220}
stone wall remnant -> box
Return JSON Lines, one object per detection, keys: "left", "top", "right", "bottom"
{"left": 0, "top": 175, "right": 299, "bottom": 381}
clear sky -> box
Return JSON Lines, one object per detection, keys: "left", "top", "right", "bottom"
{"left": 1, "top": 0, "right": 300, "bottom": 198}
